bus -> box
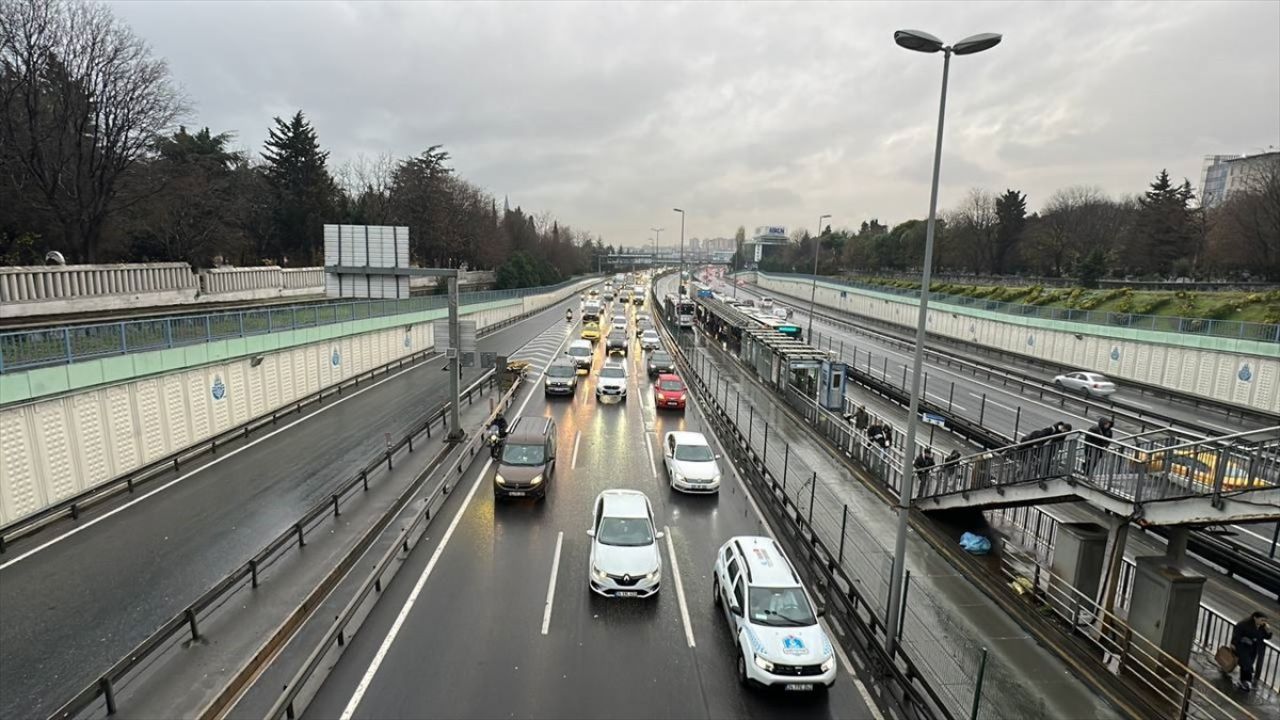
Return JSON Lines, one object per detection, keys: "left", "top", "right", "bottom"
{"left": 755, "top": 315, "right": 803, "bottom": 341}
{"left": 693, "top": 283, "right": 714, "bottom": 299}
{"left": 664, "top": 294, "right": 695, "bottom": 328}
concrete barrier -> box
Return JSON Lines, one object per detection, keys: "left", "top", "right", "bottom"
{"left": 749, "top": 272, "right": 1280, "bottom": 414}
{"left": 0, "top": 277, "right": 595, "bottom": 527}
{"left": 0, "top": 263, "right": 199, "bottom": 319}
{"left": 198, "top": 267, "right": 323, "bottom": 303}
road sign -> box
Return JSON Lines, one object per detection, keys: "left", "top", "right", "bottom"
{"left": 460, "top": 351, "right": 476, "bottom": 368}
{"left": 481, "top": 352, "right": 497, "bottom": 369}
{"left": 921, "top": 412, "right": 946, "bottom": 427}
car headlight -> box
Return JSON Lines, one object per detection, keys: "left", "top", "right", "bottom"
{"left": 592, "top": 566, "right": 609, "bottom": 582}
{"left": 645, "top": 569, "right": 660, "bottom": 581}
{"left": 495, "top": 474, "right": 506, "bottom": 485}
{"left": 753, "top": 654, "right": 775, "bottom": 672}
{"left": 529, "top": 474, "right": 543, "bottom": 485}
{"left": 710, "top": 474, "right": 721, "bottom": 485}
{"left": 821, "top": 657, "right": 836, "bottom": 673}
{"left": 673, "top": 473, "right": 685, "bottom": 486}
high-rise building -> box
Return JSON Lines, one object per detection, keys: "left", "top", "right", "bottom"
{"left": 1200, "top": 151, "right": 1279, "bottom": 207}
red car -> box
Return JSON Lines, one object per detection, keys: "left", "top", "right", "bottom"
{"left": 653, "top": 374, "right": 687, "bottom": 410}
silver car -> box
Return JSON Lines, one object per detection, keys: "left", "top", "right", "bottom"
{"left": 1053, "top": 371, "right": 1117, "bottom": 398}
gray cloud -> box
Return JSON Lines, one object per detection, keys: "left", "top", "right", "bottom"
{"left": 113, "top": 0, "right": 1279, "bottom": 244}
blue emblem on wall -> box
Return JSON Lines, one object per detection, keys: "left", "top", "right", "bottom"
{"left": 1238, "top": 364, "right": 1252, "bottom": 383}
{"left": 1027, "top": 334, "right": 1035, "bottom": 347}
{"left": 211, "top": 375, "right": 226, "bottom": 401}
{"left": 331, "top": 348, "right": 341, "bottom": 367}
{"left": 404, "top": 332, "right": 412, "bottom": 348}
{"left": 969, "top": 323, "right": 976, "bottom": 335}
{"left": 1110, "top": 347, "right": 1120, "bottom": 361}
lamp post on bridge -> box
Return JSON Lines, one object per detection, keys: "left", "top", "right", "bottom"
{"left": 651, "top": 227, "right": 663, "bottom": 269}
{"left": 807, "top": 213, "right": 831, "bottom": 342}
{"left": 673, "top": 208, "right": 685, "bottom": 293}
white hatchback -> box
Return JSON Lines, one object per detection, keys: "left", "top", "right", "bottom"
{"left": 587, "top": 489, "right": 663, "bottom": 598}
{"left": 713, "top": 536, "right": 836, "bottom": 691}
{"left": 661, "top": 431, "right": 721, "bottom": 493}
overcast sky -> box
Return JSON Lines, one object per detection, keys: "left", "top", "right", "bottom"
{"left": 113, "top": 0, "right": 1279, "bottom": 247}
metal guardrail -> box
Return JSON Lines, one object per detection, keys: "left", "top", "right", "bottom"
{"left": 0, "top": 297, "right": 554, "bottom": 549}
{"left": 46, "top": 371, "right": 500, "bottom": 720}
{"left": 758, "top": 271, "right": 1280, "bottom": 343}
{"left": 0, "top": 276, "right": 593, "bottom": 373}
{"left": 264, "top": 372, "right": 525, "bottom": 720}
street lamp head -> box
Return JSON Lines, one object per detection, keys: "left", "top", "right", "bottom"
{"left": 673, "top": 208, "right": 683, "bottom": 214}
{"left": 953, "top": 32, "right": 1002, "bottom": 55}
{"left": 894, "top": 29, "right": 944, "bottom": 53}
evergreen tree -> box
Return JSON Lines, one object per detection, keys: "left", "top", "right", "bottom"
{"left": 1076, "top": 247, "right": 1108, "bottom": 288}
{"left": 994, "top": 189, "right": 1027, "bottom": 274}
{"left": 260, "top": 111, "right": 337, "bottom": 264}
{"left": 1135, "top": 169, "right": 1197, "bottom": 276}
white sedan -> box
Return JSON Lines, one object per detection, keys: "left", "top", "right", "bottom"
{"left": 587, "top": 489, "right": 663, "bottom": 598}
{"left": 640, "top": 329, "right": 662, "bottom": 351}
{"left": 661, "top": 431, "right": 722, "bottom": 493}
{"left": 1053, "top": 371, "right": 1117, "bottom": 398}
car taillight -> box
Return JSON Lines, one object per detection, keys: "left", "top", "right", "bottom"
{"left": 1093, "top": 383, "right": 1101, "bottom": 388}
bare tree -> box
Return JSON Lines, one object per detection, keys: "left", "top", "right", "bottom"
{"left": 335, "top": 152, "right": 396, "bottom": 224}
{"left": 1, "top": 0, "right": 185, "bottom": 261}
{"left": 946, "top": 188, "right": 998, "bottom": 272}
{"left": 1210, "top": 155, "right": 1280, "bottom": 279}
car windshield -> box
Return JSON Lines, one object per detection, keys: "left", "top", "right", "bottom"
{"left": 548, "top": 365, "right": 576, "bottom": 378}
{"left": 501, "top": 443, "right": 545, "bottom": 466}
{"left": 650, "top": 353, "right": 672, "bottom": 366}
{"left": 659, "top": 380, "right": 684, "bottom": 391}
{"left": 643, "top": 332, "right": 658, "bottom": 339}
{"left": 748, "top": 587, "right": 817, "bottom": 627}
{"left": 600, "top": 367, "right": 626, "bottom": 379}
{"left": 596, "top": 516, "right": 654, "bottom": 547}
{"left": 674, "top": 443, "right": 713, "bottom": 461}
{"left": 568, "top": 347, "right": 591, "bottom": 357}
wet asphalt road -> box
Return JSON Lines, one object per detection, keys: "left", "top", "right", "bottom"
{"left": 0, "top": 297, "right": 584, "bottom": 720}
{"left": 302, "top": 299, "right": 879, "bottom": 720}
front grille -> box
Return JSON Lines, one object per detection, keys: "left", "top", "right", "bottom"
{"left": 609, "top": 573, "right": 641, "bottom": 586}
{"left": 771, "top": 662, "right": 825, "bottom": 677}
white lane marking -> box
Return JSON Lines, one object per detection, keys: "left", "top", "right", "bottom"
{"left": 340, "top": 322, "right": 566, "bottom": 718}
{"left": 0, "top": 350, "right": 448, "bottom": 571}
{"left": 664, "top": 526, "right": 696, "bottom": 648}
{"left": 968, "top": 392, "right": 1014, "bottom": 412}
{"left": 925, "top": 391, "right": 966, "bottom": 412}
{"left": 645, "top": 433, "right": 658, "bottom": 478}
{"left": 571, "top": 431, "right": 582, "bottom": 469}
{"left": 339, "top": 457, "right": 490, "bottom": 720}
{"left": 541, "top": 531, "right": 564, "bottom": 635}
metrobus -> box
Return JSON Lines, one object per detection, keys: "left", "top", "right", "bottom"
{"left": 755, "top": 315, "right": 803, "bottom": 341}
{"left": 664, "top": 294, "right": 696, "bottom": 328}
{"left": 694, "top": 283, "right": 714, "bottom": 299}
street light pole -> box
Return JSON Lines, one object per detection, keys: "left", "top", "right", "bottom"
{"left": 673, "top": 208, "right": 686, "bottom": 291}
{"left": 807, "top": 213, "right": 830, "bottom": 341}
{"left": 651, "top": 227, "right": 663, "bottom": 268}
{"left": 884, "top": 29, "right": 1001, "bottom": 657}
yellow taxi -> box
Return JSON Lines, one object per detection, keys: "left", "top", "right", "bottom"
{"left": 581, "top": 321, "right": 602, "bottom": 342}
{"left": 1145, "top": 450, "right": 1262, "bottom": 490}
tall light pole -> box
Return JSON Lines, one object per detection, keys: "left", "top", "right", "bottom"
{"left": 884, "top": 29, "right": 1001, "bottom": 657}
{"left": 673, "top": 208, "right": 686, "bottom": 291}
{"left": 651, "top": 227, "right": 663, "bottom": 268}
{"left": 807, "top": 213, "right": 831, "bottom": 341}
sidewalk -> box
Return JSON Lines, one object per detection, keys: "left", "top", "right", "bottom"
{"left": 686, "top": 331, "right": 1122, "bottom": 720}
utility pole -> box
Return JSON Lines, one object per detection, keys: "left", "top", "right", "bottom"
{"left": 651, "top": 227, "right": 663, "bottom": 269}
{"left": 673, "top": 208, "right": 686, "bottom": 293}
{"left": 447, "top": 273, "right": 462, "bottom": 440}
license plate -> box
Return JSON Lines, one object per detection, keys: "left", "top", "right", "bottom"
{"left": 615, "top": 591, "right": 638, "bottom": 598}
{"left": 784, "top": 684, "right": 814, "bottom": 692}
{"left": 507, "top": 491, "right": 526, "bottom": 497}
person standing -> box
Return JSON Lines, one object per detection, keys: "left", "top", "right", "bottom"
{"left": 1083, "top": 417, "right": 1115, "bottom": 474}
{"left": 1232, "top": 611, "right": 1272, "bottom": 691}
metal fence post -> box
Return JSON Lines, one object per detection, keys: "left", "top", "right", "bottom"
{"left": 979, "top": 395, "right": 986, "bottom": 426}
{"left": 762, "top": 425, "right": 769, "bottom": 472}
{"left": 1013, "top": 407, "right": 1022, "bottom": 440}
{"left": 838, "top": 505, "right": 848, "bottom": 565}
{"left": 807, "top": 472, "right": 817, "bottom": 528}
{"left": 969, "top": 647, "right": 989, "bottom": 720}
{"left": 782, "top": 445, "right": 790, "bottom": 492}
{"left": 205, "top": 314, "right": 213, "bottom": 342}
{"left": 897, "top": 568, "right": 911, "bottom": 641}
{"left": 748, "top": 405, "right": 754, "bottom": 445}
{"left": 948, "top": 382, "right": 955, "bottom": 412}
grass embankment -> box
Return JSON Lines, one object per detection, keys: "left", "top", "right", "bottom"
{"left": 859, "top": 278, "right": 1280, "bottom": 325}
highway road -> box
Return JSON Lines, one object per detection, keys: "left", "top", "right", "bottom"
{"left": 725, "top": 280, "right": 1280, "bottom": 560}
{"left": 0, "top": 293, "right": 591, "bottom": 719}
{"left": 302, "top": 298, "right": 880, "bottom": 720}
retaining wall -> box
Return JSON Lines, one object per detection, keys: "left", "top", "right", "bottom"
{"left": 751, "top": 273, "right": 1279, "bottom": 414}
{"left": 1, "top": 264, "right": 199, "bottom": 319}
{"left": 0, "top": 277, "right": 594, "bottom": 527}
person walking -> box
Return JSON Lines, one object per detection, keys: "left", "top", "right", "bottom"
{"left": 1083, "top": 417, "right": 1115, "bottom": 474}
{"left": 1232, "top": 611, "right": 1272, "bottom": 691}
{"left": 853, "top": 405, "right": 869, "bottom": 432}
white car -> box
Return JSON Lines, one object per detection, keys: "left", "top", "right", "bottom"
{"left": 587, "top": 489, "right": 663, "bottom": 598}
{"left": 611, "top": 314, "right": 628, "bottom": 333}
{"left": 566, "top": 339, "right": 594, "bottom": 371}
{"left": 640, "top": 329, "right": 662, "bottom": 351}
{"left": 713, "top": 536, "right": 836, "bottom": 691}
{"left": 595, "top": 360, "right": 628, "bottom": 400}
{"left": 662, "top": 431, "right": 721, "bottom": 493}
{"left": 1053, "top": 371, "right": 1117, "bottom": 398}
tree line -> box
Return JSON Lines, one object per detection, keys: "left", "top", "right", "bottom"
{"left": 0, "top": 0, "right": 605, "bottom": 288}
{"left": 754, "top": 162, "right": 1280, "bottom": 284}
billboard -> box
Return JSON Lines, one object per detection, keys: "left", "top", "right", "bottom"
{"left": 323, "top": 224, "right": 411, "bottom": 298}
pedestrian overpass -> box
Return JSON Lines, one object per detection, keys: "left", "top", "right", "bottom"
{"left": 916, "top": 427, "right": 1280, "bottom": 526}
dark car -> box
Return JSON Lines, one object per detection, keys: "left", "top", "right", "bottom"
{"left": 647, "top": 351, "right": 675, "bottom": 378}
{"left": 543, "top": 361, "right": 579, "bottom": 396}
{"left": 494, "top": 416, "right": 557, "bottom": 500}
{"left": 606, "top": 329, "right": 628, "bottom": 356}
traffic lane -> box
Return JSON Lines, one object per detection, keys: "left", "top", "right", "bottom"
{"left": 0, "top": 305, "right": 572, "bottom": 720}
{"left": 308, "top": 337, "right": 707, "bottom": 719}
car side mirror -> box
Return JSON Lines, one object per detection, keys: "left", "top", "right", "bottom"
{"left": 728, "top": 599, "right": 742, "bottom": 615}
{"left": 586, "top": 529, "right": 595, "bottom": 537}
{"left": 815, "top": 604, "right": 827, "bottom": 618}
{"left": 655, "top": 530, "right": 665, "bottom": 540}
{"left": 715, "top": 454, "right": 722, "bottom": 460}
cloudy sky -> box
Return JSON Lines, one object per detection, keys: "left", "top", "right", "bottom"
{"left": 113, "top": 0, "right": 1279, "bottom": 247}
